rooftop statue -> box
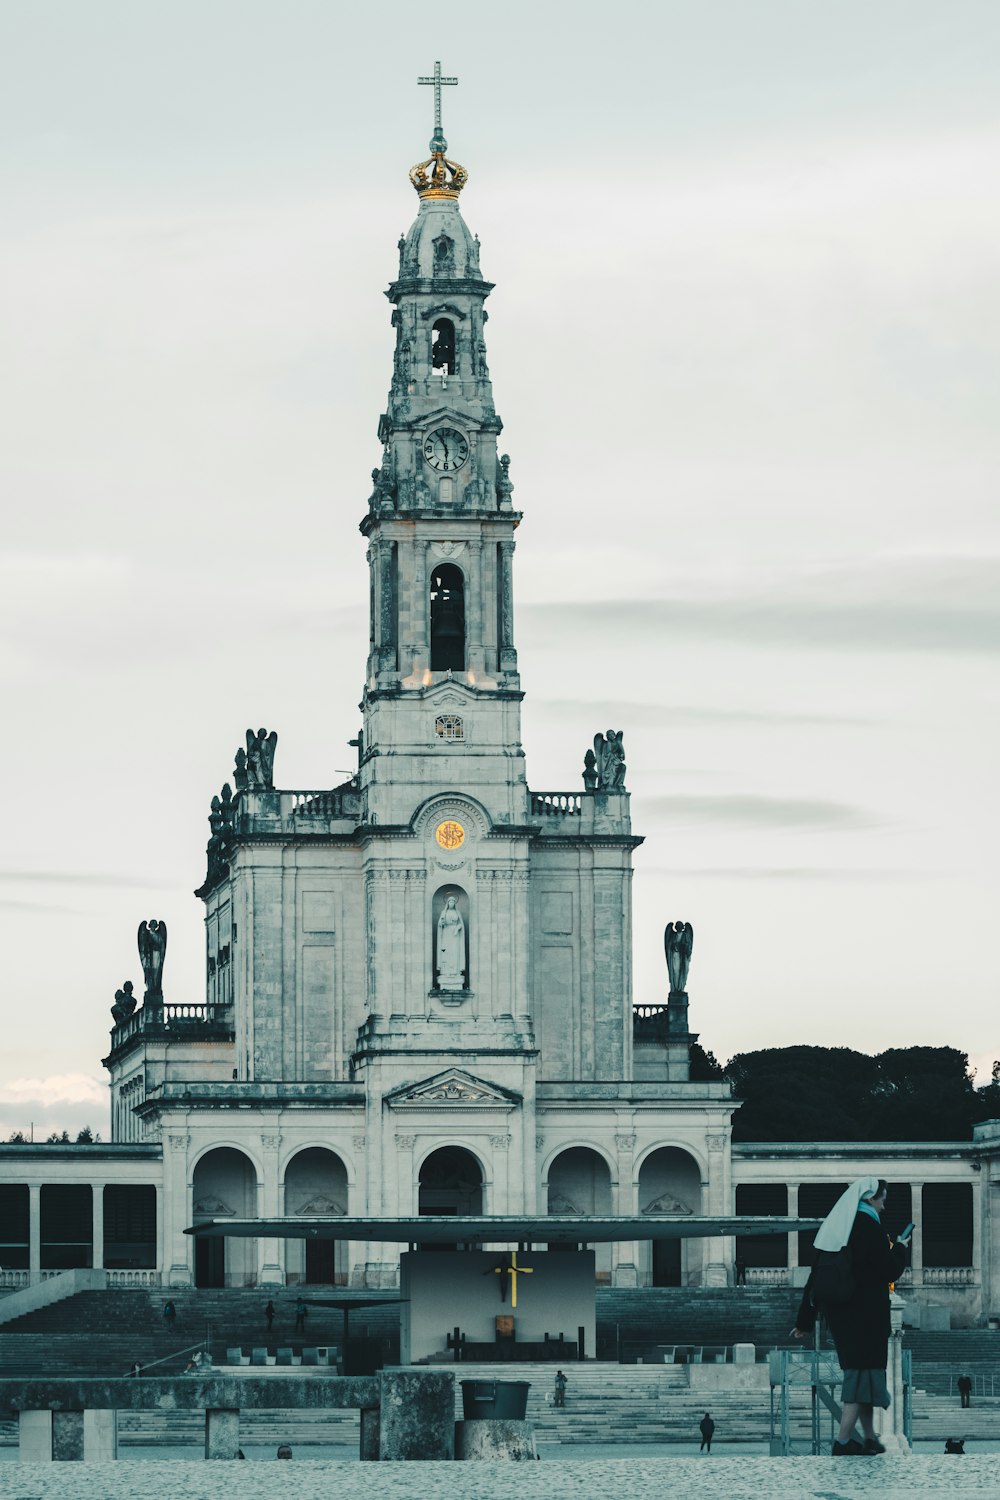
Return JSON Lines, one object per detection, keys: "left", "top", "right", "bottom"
{"left": 111, "top": 979, "right": 137, "bottom": 1027}
{"left": 236, "top": 727, "right": 278, "bottom": 790}
{"left": 594, "top": 729, "right": 626, "bottom": 790}
{"left": 664, "top": 920, "right": 694, "bottom": 997}
{"left": 138, "top": 919, "right": 167, "bottom": 1006}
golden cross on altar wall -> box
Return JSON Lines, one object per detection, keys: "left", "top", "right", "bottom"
{"left": 418, "top": 60, "right": 458, "bottom": 149}
{"left": 490, "top": 1250, "right": 535, "bottom": 1308}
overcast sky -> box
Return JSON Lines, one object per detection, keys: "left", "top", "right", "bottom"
{"left": 1, "top": 1, "right": 998, "bottom": 1138}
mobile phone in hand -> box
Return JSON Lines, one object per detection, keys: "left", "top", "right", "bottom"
{"left": 897, "top": 1221, "right": 914, "bottom": 1243}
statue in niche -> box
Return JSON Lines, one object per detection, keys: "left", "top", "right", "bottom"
{"left": 582, "top": 747, "right": 598, "bottom": 790}
{"left": 593, "top": 729, "right": 626, "bottom": 789}
{"left": 241, "top": 728, "right": 278, "bottom": 790}
{"left": 664, "top": 921, "right": 694, "bottom": 996}
{"left": 138, "top": 920, "right": 167, "bottom": 1005}
{"left": 436, "top": 896, "right": 466, "bottom": 991}
{"left": 111, "top": 980, "right": 137, "bottom": 1026}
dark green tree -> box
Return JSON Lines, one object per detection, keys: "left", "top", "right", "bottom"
{"left": 689, "top": 1042, "right": 725, "bottom": 1081}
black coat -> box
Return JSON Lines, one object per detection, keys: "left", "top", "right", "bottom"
{"left": 796, "top": 1210, "right": 908, "bottom": 1371}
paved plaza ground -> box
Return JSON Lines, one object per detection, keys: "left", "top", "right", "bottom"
{"left": 1, "top": 1453, "right": 998, "bottom": 1499}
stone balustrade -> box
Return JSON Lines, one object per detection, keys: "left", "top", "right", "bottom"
{"left": 923, "top": 1266, "right": 975, "bottom": 1286}
{"left": 530, "top": 792, "right": 584, "bottom": 817}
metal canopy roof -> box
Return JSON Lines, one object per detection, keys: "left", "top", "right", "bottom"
{"left": 186, "top": 1213, "right": 820, "bottom": 1244}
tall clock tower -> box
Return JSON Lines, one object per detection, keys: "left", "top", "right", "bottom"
{"left": 354, "top": 94, "right": 534, "bottom": 1070}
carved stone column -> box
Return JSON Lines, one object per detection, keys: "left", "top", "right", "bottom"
{"left": 702, "top": 1133, "right": 731, "bottom": 1286}
{"left": 258, "top": 1133, "right": 284, "bottom": 1286}
{"left": 498, "top": 541, "right": 517, "bottom": 671}
{"left": 165, "top": 1134, "right": 193, "bottom": 1287}
{"left": 467, "top": 536, "right": 484, "bottom": 673}
{"left": 612, "top": 1134, "right": 638, "bottom": 1286}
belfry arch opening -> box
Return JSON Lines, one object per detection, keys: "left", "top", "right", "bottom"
{"left": 431, "top": 317, "right": 456, "bottom": 374}
{"left": 430, "top": 564, "right": 465, "bottom": 671}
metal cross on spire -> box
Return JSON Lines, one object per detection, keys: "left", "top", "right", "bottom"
{"left": 418, "top": 60, "right": 458, "bottom": 152}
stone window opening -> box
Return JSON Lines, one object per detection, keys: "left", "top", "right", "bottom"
{"left": 431, "top": 318, "right": 456, "bottom": 376}
{"left": 430, "top": 564, "right": 465, "bottom": 671}
{"left": 435, "top": 714, "right": 464, "bottom": 742}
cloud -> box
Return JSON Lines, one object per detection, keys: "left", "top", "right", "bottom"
{"left": 641, "top": 865, "right": 915, "bottom": 882}
{"left": 533, "top": 699, "right": 875, "bottom": 729}
{"left": 641, "top": 794, "right": 874, "bottom": 830}
{"left": 0, "top": 1073, "right": 105, "bottom": 1108}
{"left": 521, "top": 556, "right": 1000, "bottom": 656}
{"left": 0, "top": 870, "right": 182, "bottom": 890}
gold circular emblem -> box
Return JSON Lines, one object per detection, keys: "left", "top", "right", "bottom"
{"left": 435, "top": 820, "right": 466, "bottom": 851}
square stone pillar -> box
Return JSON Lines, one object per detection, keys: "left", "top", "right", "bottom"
{"left": 787, "top": 1183, "right": 800, "bottom": 1270}
{"left": 91, "top": 1183, "right": 104, "bottom": 1270}
{"left": 84, "top": 1409, "right": 117, "bottom": 1461}
{"left": 205, "top": 1408, "right": 241, "bottom": 1459}
{"left": 909, "top": 1183, "right": 924, "bottom": 1287}
{"left": 29, "top": 1183, "right": 41, "bottom": 1283}
{"left": 51, "top": 1410, "right": 85, "bottom": 1461}
{"left": 378, "top": 1370, "right": 454, "bottom": 1460}
{"left": 18, "top": 1410, "right": 52, "bottom": 1462}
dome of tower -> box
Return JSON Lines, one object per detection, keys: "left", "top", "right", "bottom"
{"left": 399, "top": 197, "right": 483, "bottom": 282}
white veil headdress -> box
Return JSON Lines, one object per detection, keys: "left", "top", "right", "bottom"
{"left": 812, "top": 1175, "right": 881, "bottom": 1253}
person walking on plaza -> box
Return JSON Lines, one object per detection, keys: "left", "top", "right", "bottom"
{"left": 699, "top": 1412, "right": 715, "bottom": 1452}
{"left": 792, "top": 1177, "right": 910, "bottom": 1457}
{"left": 294, "top": 1297, "right": 308, "bottom": 1335}
{"left": 162, "top": 1299, "right": 177, "bottom": 1328}
{"left": 264, "top": 1299, "right": 276, "bottom": 1334}
{"left": 957, "top": 1373, "right": 972, "bottom": 1408}
{"left": 554, "top": 1369, "right": 567, "bottom": 1407}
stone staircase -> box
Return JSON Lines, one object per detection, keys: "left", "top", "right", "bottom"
{"left": 596, "top": 1286, "right": 800, "bottom": 1358}
{"left": 0, "top": 1286, "right": 401, "bottom": 1377}
{"left": 902, "top": 1329, "right": 1000, "bottom": 1396}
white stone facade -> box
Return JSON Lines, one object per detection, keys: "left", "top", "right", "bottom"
{"left": 2, "top": 150, "right": 995, "bottom": 1330}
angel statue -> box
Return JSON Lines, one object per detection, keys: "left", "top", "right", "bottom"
{"left": 594, "top": 730, "right": 626, "bottom": 790}
{"left": 664, "top": 920, "right": 693, "bottom": 996}
{"left": 138, "top": 919, "right": 167, "bottom": 1005}
{"left": 244, "top": 728, "right": 278, "bottom": 790}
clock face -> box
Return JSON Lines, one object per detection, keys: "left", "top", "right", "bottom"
{"left": 423, "top": 426, "right": 469, "bottom": 473}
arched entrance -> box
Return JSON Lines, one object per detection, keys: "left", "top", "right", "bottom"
{"left": 418, "top": 1146, "right": 483, "bottom": 1250}
{"left": 284, "top": 1147, "right": 349, "bottom": 1286}
{"left": 546, "top": 1147, "right": 614, "bottom": 1281}
{"left": 638, "top": 1147, "right": 702, "bottom": 1286}
{"left": 192, "top": 1148, "right": 258, "bottom": 1288}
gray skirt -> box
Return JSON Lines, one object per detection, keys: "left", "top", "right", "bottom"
{"left": 841, "top": 1368, "right": 890, "bottom": 1408}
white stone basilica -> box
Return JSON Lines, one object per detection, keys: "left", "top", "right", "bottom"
{"left": 1, "top": 91, "right": 995, "bottom": 1327}
{"left": 104, "top": 110, "right": 737, "bottom": 1294}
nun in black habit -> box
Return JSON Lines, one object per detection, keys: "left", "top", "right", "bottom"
{"left": 792, "top": 1176, "right": 910, "bottom": 1456}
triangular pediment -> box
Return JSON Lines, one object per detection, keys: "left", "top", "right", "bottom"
{"left": 643, "top": 1192, "right": 693, "bottom": 1215}
{"left": 386, "top": 1067, "right": 520, "bottom": 1110}
{"left": 296, "top": 1194, "right": 346, "bottom": 1216}
{"left": 193, "top": 1195, "right": 235, "bottom": 1216}
{"left": 417, "top": 405, "right": 482, "bottom": 432}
